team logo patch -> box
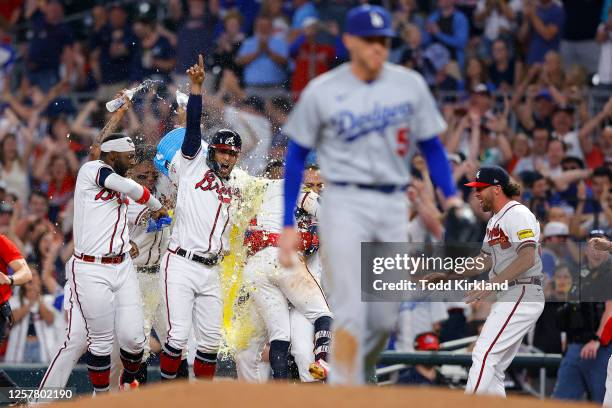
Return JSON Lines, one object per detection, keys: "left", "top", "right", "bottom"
{"left": 370, "top": 12, "right": 384, "bottom": 28}
{"left": 486, "top": 225, "right": 510, "bottom": 249}
{"left": 517, "top": 229, "right": 534, "bottom": 240}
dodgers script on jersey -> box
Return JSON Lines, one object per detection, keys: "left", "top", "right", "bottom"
{"left": 73, "top": 161, "right": 132, "bottom": 256}
{"left": 482, "top": 200, "right": 543, "bottom": 280}
{"left": 283, "top": 63, "right": 447, "bottom": 185}
{"left": 169, "top": 149, "right": 233, "bottom": 254}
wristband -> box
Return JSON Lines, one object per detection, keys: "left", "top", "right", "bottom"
{"left": 8, "top": 276, "right": 14, "bottom": 287}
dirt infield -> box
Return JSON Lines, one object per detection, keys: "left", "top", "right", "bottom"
{"left": 50, "top": 380, "right": 597, "bottom": 408}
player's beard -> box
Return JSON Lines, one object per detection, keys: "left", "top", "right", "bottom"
{"left": 480, "top": 194, "right": 493, "bottom": 212}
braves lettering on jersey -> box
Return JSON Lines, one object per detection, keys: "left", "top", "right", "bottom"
{"left": 283, "top": 63, "right": 447, "bottom": 185}
{"left": 73, "top": 161, "right": 131, "bottom": 256}
{"left": 170, "top": 155, "right": 235, "bottom": 254}
{"left": 482, "top": 200, "right": 543, "bottom": 280}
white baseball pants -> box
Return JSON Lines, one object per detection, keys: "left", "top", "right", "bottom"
{"left": 243, "top": 246, "right": 331, "bottom": 343}
{"left": 68, "top": 256, "right": 146, "bottom": 357}
{"left": 465, "top": 284, "right": 545, "bottom": 396}
{"left": 160, "top": 252, "right": 222, "bottom": 353}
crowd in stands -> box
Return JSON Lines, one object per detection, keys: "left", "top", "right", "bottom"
{"left": 0, "top": 0, "right": 610, "bottom": 401}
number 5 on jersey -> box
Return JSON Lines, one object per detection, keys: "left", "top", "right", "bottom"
{"left": 396, "top": 128, "right": 410, "bottom": 157}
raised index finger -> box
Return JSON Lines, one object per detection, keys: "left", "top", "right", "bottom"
{"left": 198, "top": 54, "right": 204, "bottom": 69}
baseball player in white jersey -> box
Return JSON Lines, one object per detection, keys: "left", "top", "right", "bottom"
{"left": 451, "top": 165, "right": 544, "bottom": 396}
{"left": 159, "top": 55, "right": 241, "bottom": 381}
{"left": 123, "top": 146, "right": 177, "bottom": 382}
{"left": 290, "top": 165, "right": 327, "bottom": 382}
{"left": 68, "top": 132, "right": 167, "bottom": 393}
{"left": 279, "top": 4, "right": 460, "bottom": 385}
{"left": 239, "top": 165, "right": 331, "bottom": 381}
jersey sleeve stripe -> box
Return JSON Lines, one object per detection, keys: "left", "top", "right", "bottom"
{"left": 181, "top": 145, "right": 202, "bottom": 161}
{"left": 96, "top": 166, "right": 114, "bottom": 188}
{"left": 516, "top": 240, "right": 537, "bottom": 252}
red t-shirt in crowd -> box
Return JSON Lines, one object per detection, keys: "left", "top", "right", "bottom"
{"left": 0, "top": 235, "right": 23, "bottom": 303}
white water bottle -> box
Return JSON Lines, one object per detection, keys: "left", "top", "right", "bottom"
{"left": 105, "top": 86, "right": 139, "bottom": 112}
{"left": 176, "top": 90, "right": 188, "bottom": 109}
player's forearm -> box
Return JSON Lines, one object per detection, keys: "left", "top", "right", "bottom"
{"left": 103, "top": 173, "right": 162, "bottom": 211}
{"left": 489, "top": 246, "right": 536, "bottom": 284}
{"left": 182, "top": 94, "right": 203, "bottom": 158}
{"left": 95, "top": 108, "right": 128, "bottom": 146}
{"left": 8, "top": 259, "right": 32, "bottom": 286}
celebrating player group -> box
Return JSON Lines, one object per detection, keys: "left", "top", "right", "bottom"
{"left": 35, "top": 4, "right": 553, "bottom": 398}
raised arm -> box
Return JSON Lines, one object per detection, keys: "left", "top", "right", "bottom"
{"left": 93, "top": 93, "right": 133, "bottom": 156}
{"left": 182, "top": 54, "right": 205, "bottom": 159}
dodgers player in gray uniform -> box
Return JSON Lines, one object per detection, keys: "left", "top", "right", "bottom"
{"left": 278, "top": 4, "right": 461, "bottom": 384}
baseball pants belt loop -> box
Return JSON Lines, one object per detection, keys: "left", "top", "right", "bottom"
{"left": 507, "top": 277, "right": 542, "bottom": 288}
{"left": 74, "top": 252, "right": 126, "bottom": 264}
{"left": 330, "top": 181, "right": 408, "bottom": 194}
{"left": 137, "top": 265, "right": 160, "bottom": 274}
{"left": 173, "top": 247, "right": 221, "bottom": 266}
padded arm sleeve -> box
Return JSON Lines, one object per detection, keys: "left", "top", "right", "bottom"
{"left": 283, "top": 140, "right": 311, "bottom": 226}
{"left": 418, "top": 136, "right": 457, "bottom": 198}
{"left": 103, "top": 173, "right": 162, "bottom": 211}
{"left": 182, "top": 94, "right": 203, "bottom": 159}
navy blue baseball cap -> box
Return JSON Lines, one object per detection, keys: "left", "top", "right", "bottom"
{"left": 465, "top": 165, "right": 510, "bottom": 188}
{"left": 345, "top": 5, "right": 395, "bottom": 38}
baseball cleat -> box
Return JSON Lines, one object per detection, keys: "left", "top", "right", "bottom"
{"left": 119, "top": 380, "right": 140, "bottom": 391}
{"left": 308, "top": 359, "right": 329, "bottom": 381}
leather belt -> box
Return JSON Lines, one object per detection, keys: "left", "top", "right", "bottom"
{"left": 330, "top": 181, "right": 408, "bottom": 194}
{"left": 137, "top": 265, "right": 160, "bottom": 274}
{"left": 244, "top": 230, "right": 318, "bottom": 256}
{"left": 74, "top": 252, "right": 126, "bottom": 264}
{"left": 507, "top": 277, "right": 542, "bottom": 288}
{"left": 170, "top": 247, "right": 221, "bottom": 266}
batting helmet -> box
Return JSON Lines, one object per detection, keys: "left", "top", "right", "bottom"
{"left": 345, "top": 5, "right": 395, "bottom": 38}
{"left": 206, "top": 129, "right": 242, "bottom": 178}
{"left": 155, "top": 127, "right": 186, "bottom": 177}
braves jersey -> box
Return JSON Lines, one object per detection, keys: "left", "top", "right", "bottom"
{"left": 73, "top": 161, "right": 132, "bottom": 256}
{"left": 251, "top": 180, "right": 319, "bottom": 233}
{"left": 127, "top": 198, "right": 170, "bottom": 267}
{"left": 283, "top": 62, "right": 447, "bottom": 185}
{"left": 482, "top": 200, "right": 543, "bottom": 280}
{"left": 169, "top": 151, "right": 234, "bottom": 255}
